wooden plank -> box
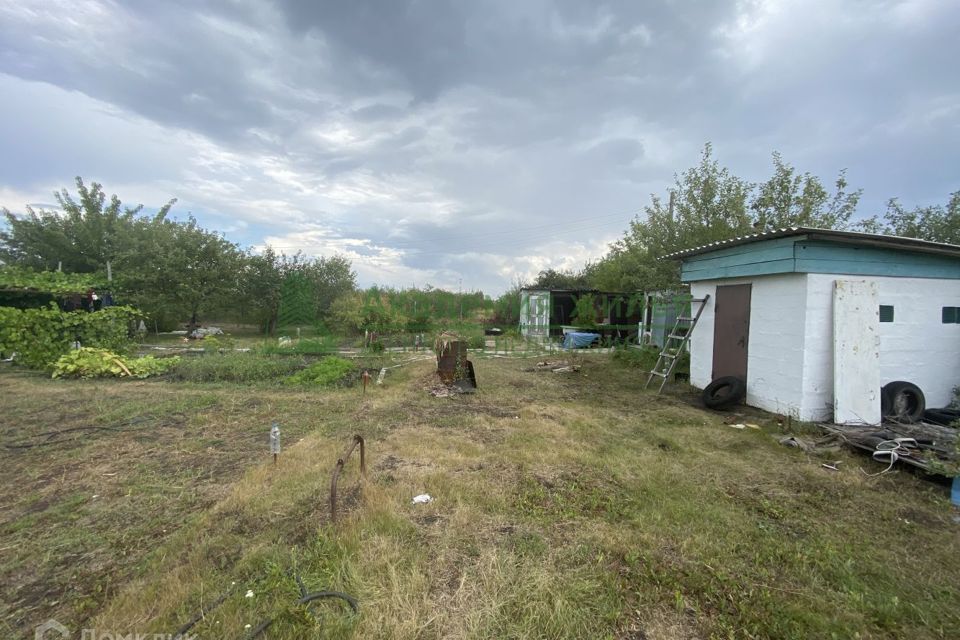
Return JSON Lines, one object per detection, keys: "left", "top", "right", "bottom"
{"left": 796, "top": 258, "right": 960, "bottom": 279}
{"left": 682, "top": 235, "right": 801, "bottom": 265}
{"left": 833, "top": 279, "right": 881, "bottom": 425}
{"left": 681, "top": 258, "right": 796, "bottom": 282}
{"left": 795, "top": 241, "right": 960, "bottom": 278}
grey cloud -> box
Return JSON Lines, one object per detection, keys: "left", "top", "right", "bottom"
{"left": 1, "top": 0, "right": 958, "bottom": 294}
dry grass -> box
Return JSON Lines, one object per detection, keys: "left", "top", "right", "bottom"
{"left": 2, "top": 354, "right": 959, "bottom": 639}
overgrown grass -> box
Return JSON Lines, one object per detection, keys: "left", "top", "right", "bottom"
{"left": 284, "top": 356, "right": 356, "bottom": 386}
{"left": 260, "top": 336, "right": 338, "bottom": 355}
{"left": 3, "top": 355, "right": 959, "bottom": 639}
{"left": 170, "top": 352, "right": 306, "bottom": 383}
{"left": 613, "top": 342, "right": 690, "bottom": 374}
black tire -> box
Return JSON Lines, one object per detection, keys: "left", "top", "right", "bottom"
{"left": 881, "top": 381, "right": 925, "bottom": 423}
{"left": 923, "top": 408, "right": 960, "bottom": 426}
{"left": 702, "top": 376, "right": 746, "bottom": 409}
{"left": 880, "top": 385, "right": 892, "bottom": 417}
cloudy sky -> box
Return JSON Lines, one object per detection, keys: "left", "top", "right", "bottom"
{"left": 0, "top": 0, "right": 957, "bottom": 294}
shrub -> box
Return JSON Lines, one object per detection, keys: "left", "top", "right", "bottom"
{"left": 201, "top": 335, "right": 237, "bottom": 352}
{"left": 171, "top": 353, "right": 306, "bottom": 383}
{"left": 612, "top": 344, "right": 689, "bottom": 374}
{"left": 260, "top": 336, "right": 336, "bottom": 355}
{"left": 466, "top": 334, "right": 485, "bottom": 349}
{"left": 52, "top": 347, "right": 179, "bottom": 379}
{"left": 572, "top": 294, "right": 598, "bottom": 329}
{"left": 0, "top": 304, "right": 141, "bottom": 369}
{"left": 284, "top": 356, "right": 355, "bottom": 386}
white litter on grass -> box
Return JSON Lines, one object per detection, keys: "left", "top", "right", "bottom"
{"left": 412, "top": 494, "right": 433, "bottom": 504}
{"left": 728, "top": 423, "right": 746, "bottom": 429}
{"left": 245, "top": 589, "right": 254, "bottom": 598}
{"left": 245, "top": 623, "right": 251, "bottom": 629}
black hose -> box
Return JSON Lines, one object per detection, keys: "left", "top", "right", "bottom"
{"left": 171, "top": 587, "right": 234, "bottom": 639}
{"left": 299, "top": 590, "right": 359, "bottom": 612}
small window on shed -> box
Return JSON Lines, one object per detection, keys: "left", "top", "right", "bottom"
{"left": 943, "top": 306, "right": 960, "bottom": 324}
{"left": 879, "top": 305, "right": 894, "bottom": 323}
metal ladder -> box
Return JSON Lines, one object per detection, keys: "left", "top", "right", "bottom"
{"left": 644, "top": 295, "right": 710, "bottom": 393}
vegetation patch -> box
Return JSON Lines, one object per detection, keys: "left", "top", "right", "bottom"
{"left": 4, "top": 355, "right": 960, "bottom": 639}
{"left": 612, "top": 342, "right": 691, "bottom": 375}
{"left": 0, "top": 266, "right": 106, "bottom": 294}
{"left": 260, "top": 336, "right": 337, "bottom": 355}
{"left": 171, "top": 352, "right": 306, "bottom": 383}
{"left": 284, "top": 356, "right": 356, "bottom": 386}
{"left": 0, "top": 304, "right": 142, "bottom": 369}
{"left": 51, "top": 347, "right": 179, "bottom": 379}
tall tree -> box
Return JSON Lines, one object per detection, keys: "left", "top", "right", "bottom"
{"left": 303, "top": 254, "right": 357, "bottom": 318}
{"left": 584, "top": 145, "right": 866, "bottom": 293}
{"left": 856, "top": 192, "right": 960, "bottom": 244}
{"left": 0, "top": 177, "right": 175, "bottom": 272}
{"left": 241, "top": 246, "right": 285, "bottom": 334}
{"left": 119, "top": 217, "right": 244, "bottom": 328}
{"left": 751, "top": 152, "right": 861, "bottom": 231}
{"left": 530, "top": 268, "right": 588, "bottom": 290}
{"left": 277, "top": 270, "right": 315, "bottom": 330}
{"left": 597, "top": 143, "right": 753, "bottom": 291}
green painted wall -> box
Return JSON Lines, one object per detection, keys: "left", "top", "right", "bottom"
{"left": 680, "top": 236, "right": 960, "bottom": 282}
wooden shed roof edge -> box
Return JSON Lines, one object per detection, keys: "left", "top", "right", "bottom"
{"left": 665, "top": 227, "right": 960, "bottom": 260}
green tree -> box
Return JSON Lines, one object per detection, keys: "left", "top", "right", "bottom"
{"left": 121, "top": 217, "right": 244, "bottom": 329}
{"left": 751, "top": 152, "right": 861, "bottom": 231}
{"left": 0, "top": 177, "right": 175, "bottom": 273}
{"left": 277, "top": 270, "right": 315, "bottom": 330}
{"left": 597, "top": 143, "right": 752, "bottom": 291}
{"left": 571, "top": 293, "right": 598, "bottom": 329}
{"left": 328, "top": 292, "right": 364, "bottom": 333}
{"left": 856, "top": 191, "right": 960, "bottom": 244}
{"left": 492, "top": 279, "right": 526, "bottom": 327}
{"left": 585, "top": 144, "right": 865, "bottom": 293}
{"left": 241, "top": 246, "right": 285, "bottom": 334}
{"left": 530, "top": 268, "right": 588, "bottom": 290}
{"left": 303, "top": 254, "right": 357, "bottom": 318}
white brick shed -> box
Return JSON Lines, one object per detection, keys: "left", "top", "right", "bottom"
{"left": 668, "top": 228, "right": 960, "bottom": 424}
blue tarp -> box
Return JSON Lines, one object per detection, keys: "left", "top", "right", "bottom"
{"left": 562, "top": 332, "right": 600, "bottom": 349}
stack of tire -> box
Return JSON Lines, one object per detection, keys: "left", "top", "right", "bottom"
{"left": 881, "top": 380, "right": 960, "bottom": 426}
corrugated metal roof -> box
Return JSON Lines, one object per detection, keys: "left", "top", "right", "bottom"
{"left": 665, "top": 227, "right": 960, "bottom": 259}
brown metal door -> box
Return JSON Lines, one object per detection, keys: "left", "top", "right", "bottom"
{"left": 712, "top": 284, "right": 751, "bottom": 381}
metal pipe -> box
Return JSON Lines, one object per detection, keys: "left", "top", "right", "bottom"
{"left": 329, "top": 435, "right": 366, "bottom": 524}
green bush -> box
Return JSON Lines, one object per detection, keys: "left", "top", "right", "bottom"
{"left": 284, "top": 356, "right": 355, "bottom": 386}
{"left": 466, "top": 334, "right": 485, "bottom": 349}
{"left": 171, "top": 353, "right": 306, "bottom": 383}
{"left": 201, "top": 335, "right": 237, "bottom": 352}
{"left": 572, "top": 294, "right": 598, "bottom": 329}
{"left": 52, "top": 347, "right": 179, "bottom": 379}
{"left": 612, "top": 344, "right": 690, "bottom": 374}
{"left": 0, "top": 304, "right": 142, "bottom": 369}
{"left": 260, "top": 336, "right": 336, "bottom": 355}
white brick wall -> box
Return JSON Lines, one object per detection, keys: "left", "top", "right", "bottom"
{"left": 691, "top": 273, "right": 960, "bottom": 420}
{"left": 806, "top": 274, "right": 960, "bottom": 412}
{"left": 690, "top": 274, "right": 808, "bottom": 417}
